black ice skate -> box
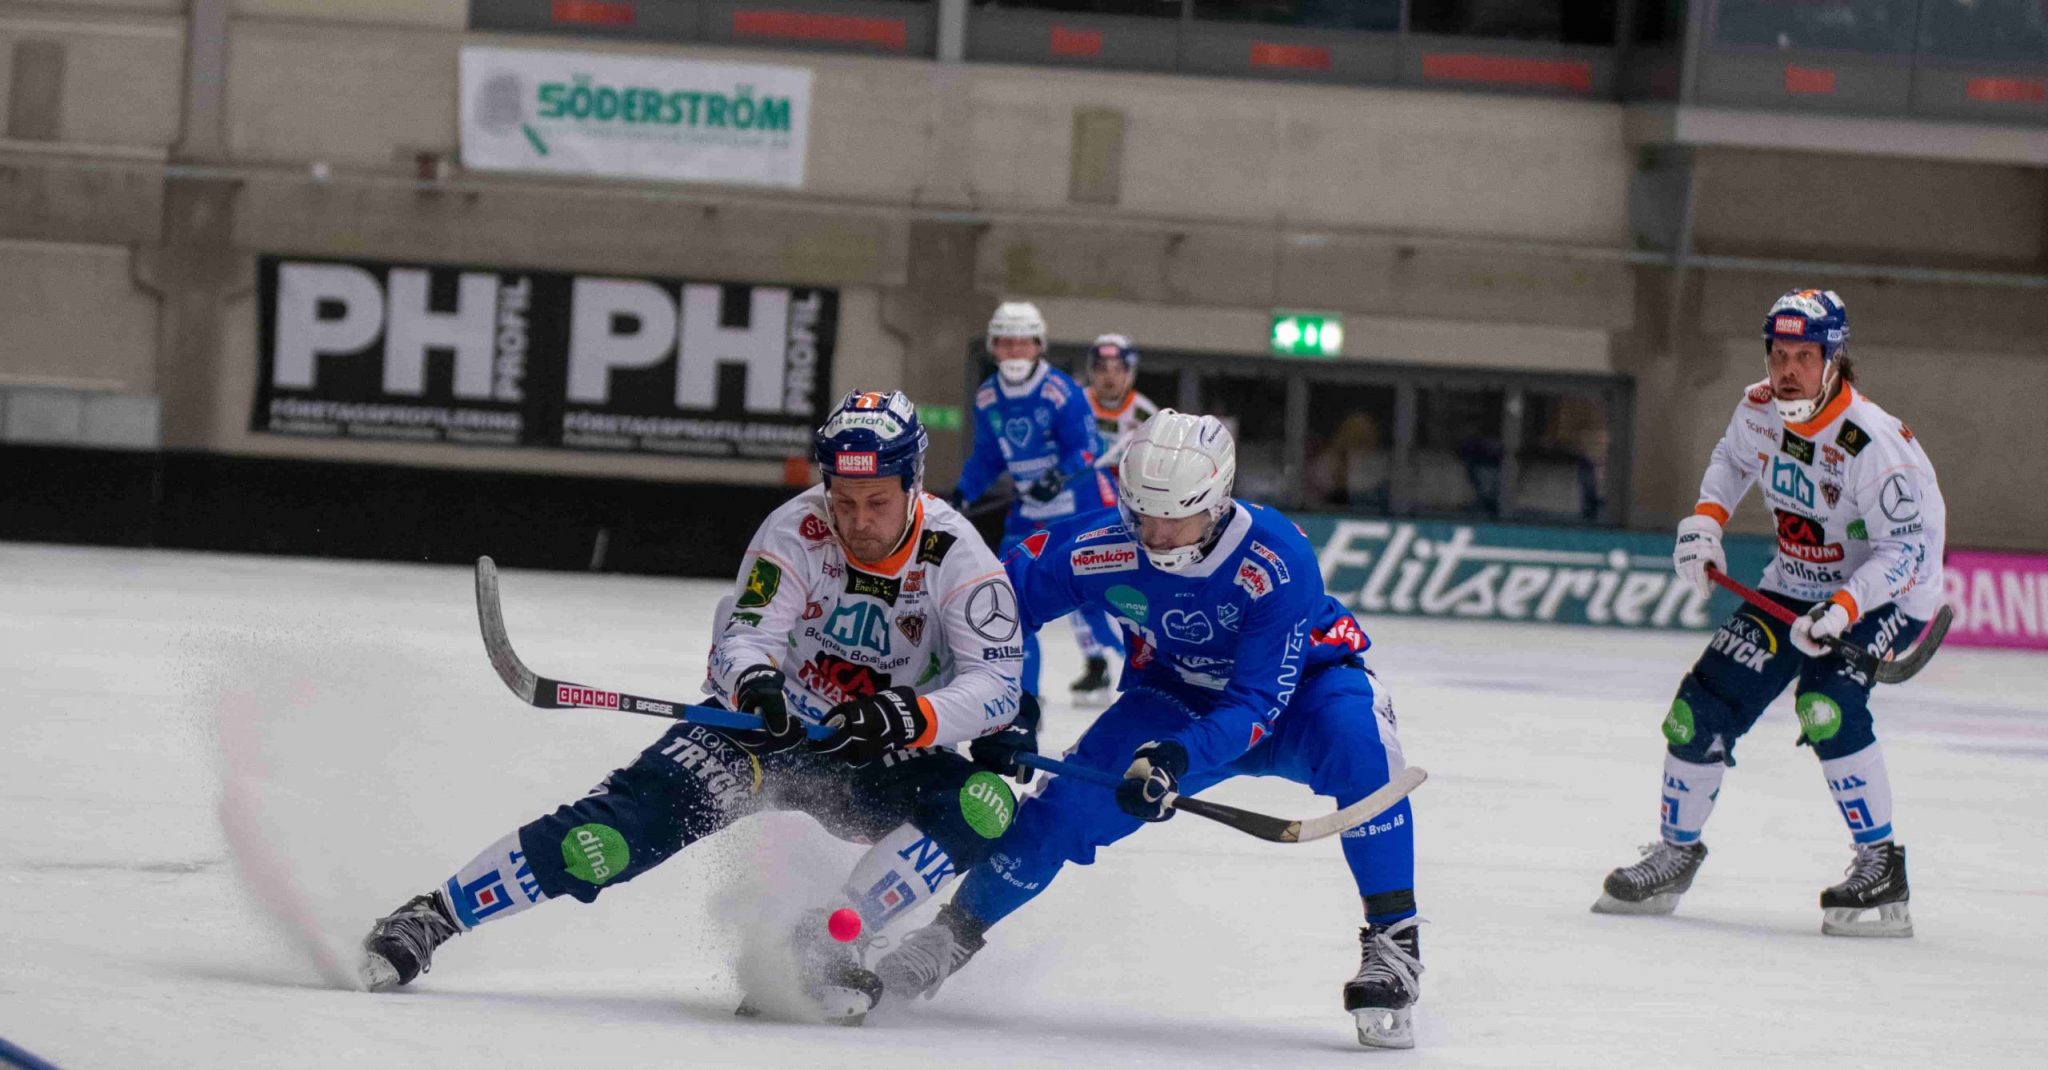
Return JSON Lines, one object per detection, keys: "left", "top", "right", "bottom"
{"left": 874, "top": 901, "right": 987, "bottom": 1002}
{"left": 1592, "top": 840, "right": 1708, "bottom": 916}
{"left": 1070, "top": 656, "right": 1113, "bottom": 703}
{"left": 1344, "top": 916, "right": 1422, "bottom": 1049}
{"left": 1821, "top": 841, "right": 1912, "bottom": 938}
{"left": 359, "top": 891, "right": 461, "bottom": 992}
{"left": 749, "top": 908, "right": 883, "bottom": 1025}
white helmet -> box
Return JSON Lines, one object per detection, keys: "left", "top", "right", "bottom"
{"left": 1117, "top": 409, "right": 1237, "bottom": 571}
{"left": 987, "top": 300, "right": 1046, "bottom": 385}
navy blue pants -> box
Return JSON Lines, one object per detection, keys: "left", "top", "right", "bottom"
{"left": 515, "top": 720, "right": 1004, "bottom": 904}
{"left": 1663, "top": 593, "right": 1925, "bottom": 767}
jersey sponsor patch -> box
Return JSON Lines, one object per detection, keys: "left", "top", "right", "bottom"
{"left": 1161, "top": 608, "right": 1214, "bottom": 644}
{"left": 797, "top": 651, "right": 894, "bottom": 706}
{"left": 1248, "top": 540, "right": 1292, "bottom": 583}
{"left": 1835, "top": 420, "right": 1870, "bottom": 457}
{"left": 976, "top": 386, "right": 997, "bottom": 409}
{"left": 1879, "top": 473, "right": 1920, "bottom": 522}
{"left": 1746, "top": 383, "right": 1774, "bottom": 405}
{"left": 799, "top": 514, "right": 833, "bottom": 542}
{"left": 845, "top": 569, "right": 902, "bottom": 606}
{"left": 1774, "top": 508, "right": 1844, "bottom": 563}
{"left": 1071, "top": 543, "right": 1140, "bottom": 574}
{"left": 1710, "top": 611, "right": 1776, "bottom": 673}
{"left": 895, "top": 613, "right": 926, "bottom": 645}
{"left": 1779, "top": 430, "right": 1814, "bottom": 464}
{"left": 1040, "top": 378, "right": 1069, "bottom": 406}
{"left": 903, "top": 569, "right": 925, "bottom": 594}
{"left": 1899, "top": 423, "right": 1915, "bottom": 442}
{"left": 917, "top": 529, "right": 958, "bottom": 566}
{"left": 737, "top": 557, "right": 782, "bottom": 608}
{"left": 1015, "top": 530, "right": 1050, "bottom": 559}
{"left": 966, "top": 580, "right": 1020, "bottom": 642}
{"left": 1077, "top": 523, "right": 1129, "bottom": 542}
{"left": 1311, "top": 616, "right": 1370, "bottom": 653}
{"left": 1235, "top": 559, "right": 1274, "bottom": 599}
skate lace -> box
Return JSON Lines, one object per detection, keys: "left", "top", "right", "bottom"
{"left": 1624, "top": 841, "right": 1694, "bottom": 884}
{"left": 1354, "top": 917, "right": 1423, "bottom": 996}
{"left": 878, "top": 923, "right": 970, "bottom": 998}
{"left": 1839, "top": 843, "right": 1889, "bottom": 890}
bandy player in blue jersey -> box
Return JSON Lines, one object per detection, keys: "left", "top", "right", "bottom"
{"left": 885, "top": 411, "right": 1427, "bottom": 1048}
{"left": 949, "top": 301, "right": 1123, "bottom": 701}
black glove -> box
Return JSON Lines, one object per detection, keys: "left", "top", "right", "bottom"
{"left": 1022, "top": 469, "right": 1065, "bottom": 504}
{"left": 946, "top": 487, "right": 968, "bottom": 510}
{"left": 969, "top": 693, "right": 1043, "bottom": 785}
{"left": 730, "top": 664, "right": 804, "bottom": 755}
{"left": 1115, "top": 740, "right": 1188, "bottom": 822}
{"left": 810, "top": 686, "right": 929, "bottom": 766}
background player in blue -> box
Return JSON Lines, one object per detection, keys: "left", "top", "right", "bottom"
{"left": 948, "top": 300, "right": 1121, "bottom": 699}
{"left": 889, "top": 411, "right": 1426, "bottom": 1048}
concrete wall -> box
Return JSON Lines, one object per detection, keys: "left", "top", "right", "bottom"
{"left": 0, "top": 1, "right": 2044, "bottom": 550}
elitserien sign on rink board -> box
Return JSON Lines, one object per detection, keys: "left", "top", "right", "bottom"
{"left": 460, "top": 46, "right": 811, "bottom": 189}
{"left": 252, "top": 255, "right": 836, "bottom": 459}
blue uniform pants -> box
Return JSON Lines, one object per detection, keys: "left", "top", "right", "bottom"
{"left": 954, "top": 661, "right": 1416, "bottom": 929}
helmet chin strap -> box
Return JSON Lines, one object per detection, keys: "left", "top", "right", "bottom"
{"left": 998, "top": 357, "right": 1038, "bottom": 385}
{"left": 1774, "top": 360, "right": 1841, "bottom": 424}
{"left": 1131, "top": 502, "right": 1233, "bottom": 572}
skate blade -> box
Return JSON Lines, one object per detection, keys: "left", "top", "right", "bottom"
{"left": 1353, "top": 1006, "right": 1414, "bottom": 1049}
{"left": 1822, "top": 901, "right": 1913, "bottom": 938}
{"left": 1590, "top": 892, "right": 1680, "bottom": 916}
{"left": 359, "top": 953, "right": 402, "bottom": 993}
{"left": 810, "top": 984, "right": 877, "bottom": 1025}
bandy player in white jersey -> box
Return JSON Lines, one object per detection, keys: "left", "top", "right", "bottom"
{"left": 1596, "top": 288, "right": 1946, "bottom": 937}
{"left": 359, "top": 390, "right": 1035, "bottom": 1023}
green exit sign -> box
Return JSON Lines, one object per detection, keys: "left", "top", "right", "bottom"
{"left": 1271, "top": 312, "right": 1343, "bottom": 357}
{"left": 919, "top": 403, "right": 963, "bottom": 431}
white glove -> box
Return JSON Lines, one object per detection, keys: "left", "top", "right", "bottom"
{"left": 1672, "top": 514, "right": 1726, "bottom": 598}
{"left": 1791, "top": 600, "right": 1854, "bottom": 658}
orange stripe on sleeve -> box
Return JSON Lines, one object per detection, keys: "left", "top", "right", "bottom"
{"left": 1694, "top": 502, "right": 1731, "bottom": 526}
{"left": 1829, "top": 590, "right": 1860, "bottom": 622}
{"left": 910, "top": 696, "right": 939, "bottom": 749}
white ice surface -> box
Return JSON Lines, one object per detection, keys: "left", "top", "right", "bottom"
{"left": 2, "top": 543, "right": 2044, "bottom": 1069}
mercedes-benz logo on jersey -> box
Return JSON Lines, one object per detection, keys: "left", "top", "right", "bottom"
{"left": 966, "top": 580, "right": 1019, "bottom": 642}
{"left": 1879, "top": 474, "right": 1919, "bottom": 523}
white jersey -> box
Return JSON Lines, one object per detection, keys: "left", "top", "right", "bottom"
{"left": 1696, "top": 380, "right": 1947, "bottom": 621}
{"left": 705, "top": 487, "right": 1024, "bottom": 748}
{"left": 1086, "top": 387, "right": 1159, "bottom": 471}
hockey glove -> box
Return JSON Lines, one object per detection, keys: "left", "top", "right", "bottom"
{"left": 1115, "top": 740, "right": 1188, "bottom": 822}
{"left": 968, "top": 693, "right": 1042, "bottom": 785}
{"left": 946, "top": 488, "right": 968, "bottom": 510}
{"left": 730, "top": 664, "right": 805, "bottom": 755}
{"left": 1791, "top": 599, "right": 1855, "bottom": 658}
{"left": 1022, "top": 470, "right": 1065, "bottom": 504}
{"left": 811, "top": 686, "right": 929, "bottom": 766}
{"left": 1672, "top": 514, "right": 1727, "bottom": 598}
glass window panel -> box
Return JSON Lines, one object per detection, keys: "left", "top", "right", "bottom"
{"left": 1303, "top": 381, "right": 1397, "bottom": 512}
{"left": 1198, "top": 373, "right": 1292, "bottom": 506}
{"left": 1409, "top": 1, "right": 1620, "bottom": 44}
{"left": 1191, "top": 1, "right": 1402, "bottom": 30}
{"left": 1712, "top": 0, "right": 1920, "bottom": 53}
{"left": 1509, "top": 391, "right": 1611, "bottom": 522}
{"left": 1917, "top": 0, "right": 2048, "bottom": 63}
{"left": 1408, "top": 385, "right": 1505, "bottom": 516}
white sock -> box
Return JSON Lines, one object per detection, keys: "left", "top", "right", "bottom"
{"left": 1820, "top": 742, "right": 1895, "bottom": 845}
{"left": 840, "top": 823, "right": 956, "bottom": 934}
{"left": 441, "top": 831, "right": 548, "bottom": 930}
{"left": 1659, "top": 754, "right": 1726, "bottom": 845}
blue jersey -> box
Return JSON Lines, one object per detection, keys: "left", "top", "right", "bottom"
{"left": 1006, "top": 500, "right": 1373, "bottom": 773}
{"left": 957, "top": 363, "right": 1110, "bottom": 526}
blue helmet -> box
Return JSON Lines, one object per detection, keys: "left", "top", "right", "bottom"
{"left": 1090, "top": 332, "right": 1138, "bottom": 370}
{"left": 814, "top": 390, "right": 928, "bottom": 489}
{"left": 1761, "top": 289, "right": 1848, "bottom": 362}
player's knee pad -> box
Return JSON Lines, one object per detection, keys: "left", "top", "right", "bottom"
{"left": 1663, "top": 677, "right": 1746, "bottom": 765}
{"left": 1794, "top": 686, "right": 1876, "bottom": 760}
{"left": 907, "top": 764, "right": 1020, "bottom": 870}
